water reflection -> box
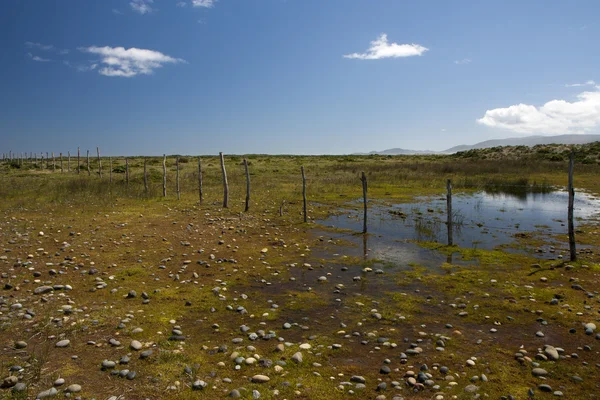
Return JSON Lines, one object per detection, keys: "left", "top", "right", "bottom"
{"left": 319, "top": 190, "right": 600, "bottom": 265}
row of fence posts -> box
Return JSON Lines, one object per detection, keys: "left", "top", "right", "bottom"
{"left": 2, "top": 150, "right": 578, "bottom": 261}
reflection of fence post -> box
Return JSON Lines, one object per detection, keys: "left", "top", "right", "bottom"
{"left": 220, "top": 152, "right": 228, "bottom": 208}
{"left": 447, "top": 179, "right": 453, "bottom": 246}
{"left": 162, "top": 155, "right": 167, "bottom": 197}
{"left": 144, "top": 159, "right": 148, "bottom": 193}
{"left": 176, "top": 157, "right": 180, "bottom": 200}
{"left": 301, "top": 166, "right": 307, "bottom": 223}
{"left": 198, "top": 157, "right": 203, "bottom": 204}
{"left": 361, "top": 171, "right": 367, "bottom": 233}
{"left": 568, "top": 152, "right": 576, "bottom": 261}
{"left": 244, "top": 158, "right": 250, "bottom": 212}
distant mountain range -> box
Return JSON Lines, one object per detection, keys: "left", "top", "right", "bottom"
{"left": 358, "top": 134, "right": 600, "bottom": 155}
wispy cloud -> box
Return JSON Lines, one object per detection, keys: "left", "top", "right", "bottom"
{"left": 344, "top": 34, "right": 428, "bottom": 60}
{"left": 27, "top": 52, "right": 50, "bottom": 62}
{"left": 63, "top": 60, "right": 98, "bottom": 72}
{"left": 112, "top": 8, "right": 124, "bottom": 15}
{"left": 79, "top": 46, "right": 185, "bottom": 77}
{"left": 565, "top": 80, "right": 596, "bottom": 88}
{"left": 25, "top": 41, "right": 69, "bottom": 55}
{"left": 454, "top": 58, "right": 471, "bottom": 65}
{"left": 477, "top": 89, "right": 600, "bottom": 134}
{"left": 130, "top": 0, "right": 154, "bottom": 14}
{"left": 192, "top": 0, "right": 215, "bottom": 8}
{"left": 176, "top": 1, "right": 187, "bottom": 7}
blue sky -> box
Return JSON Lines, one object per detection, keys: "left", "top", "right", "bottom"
{"left": 2, "top": 0, "right": 599, "bottom": 155}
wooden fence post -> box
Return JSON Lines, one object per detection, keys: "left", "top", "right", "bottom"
{"left": 86, "top": 150, "right": 90, "bottom": 176}
{"left": 46, "top": 152, "right": 49, "bottom": 169}
{"left": 144, "top": 159, "right": 148, "bottom": 193}
{"left": 301, "top": 166, "right": 307, "bottom": 223}
{"left": 52, "top": 152, "right": 55, "bottom": 172}
{"left": 77, "top": 147, "right": 80, "bottom": 174}
{"left": 447, "top": 179, "right": 453, "bottom": 246}
{"left": 220, "top": 152, "right": 228, "bottom": 208}
{"left": 176, "top": 157, "right": 180, "bottom": 200}
{"left": 568, "top": 152, "right": 576, "bottom": 261}
{"left": 198, "top": 157, "right": 203, "bottom": 204}
{"left": 67, "top": 151, "right": 70, "bottom": 172}
{"left": 109, "top": 157, "right": 113, "bottom": 183}
{"left": 97, "top": 147, "right": 102, "bottom": 178}
{"left": 244, "top": 158, "right": 250, "bottom": 212}
{"left": 60, "top": 153, "right": 63, "bottom": 173}
{"left": 360, "top": 171, "right": 367, "bottom": 233}
{"left": 162, "top": 155, "right": 167, "bottom": 197}
{"left": 125, "top": 158, "right": 129, "bottom": 186}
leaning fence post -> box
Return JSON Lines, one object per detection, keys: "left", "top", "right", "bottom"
{"left": 447, "top": 179, "right": 453, "bottom": 246}
{"left": 144, "top": 159, "right": 148, "bottom": 193}
{"left": 244, "top": 158, "right": 250, "bottom": 212}
{"left": 176, "top": 157, "right": 181, "bottom": 200}
{"left": 162, "top": 155, "right": 167, "bottom": 197}
{"left": 301, "top": 166, "right": 307, "bottom": 223}
{"left": 198, "top": 157, "right": 203, "bottom": 204}
{"left": 220, "top": 152, "right": 228, "bottom": 208}
{"left": 360, "top": 171, "right": 367, "bottom": 233}
{"left": 568, "top": 152, "right": 576, "bottom": 261}
{"left": 97, "top": 147, "right": 102, "bottom": 178}
{"left": 86, "top": 150, "right": 90, "bottom": 176}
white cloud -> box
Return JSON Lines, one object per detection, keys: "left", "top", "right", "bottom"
{"left": 454, "top": 58, "right": 471, "bottom": 65}
{"left": 477, "top": 90, "right": 600, "bottom": 134}
{"left": 79, "top": 46, "right": 185, "bottom": 77}
{"left": 565, "top": 80, "right": 596, "bottom": 87}
{"left": 113, "top": 8, "right": 124, "bottom": 15}
{"left": 192, "top": 0, "right": 215, "bottom": 8}
{"left": 28, "top": 52, "right": 50, "bottom": 62}
{"left": 343, "top": 34, "right": 428, "bottom": 60}
{"left": 130, "top": 0, "right": 154, "bottom": 14}
{"left": 176, "top": 1, "right": 187, "bottom": 7}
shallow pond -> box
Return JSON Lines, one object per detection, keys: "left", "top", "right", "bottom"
{"left": 318, "top": 190, "right": 600, "bottom": 265}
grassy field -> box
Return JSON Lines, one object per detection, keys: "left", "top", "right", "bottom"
{"left": 0, "top": 148, "right": 599, "bottom": 399}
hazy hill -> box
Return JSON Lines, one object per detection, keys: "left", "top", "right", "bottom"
{"left": 443, "top": 134, "right": 600, "bottom": 153}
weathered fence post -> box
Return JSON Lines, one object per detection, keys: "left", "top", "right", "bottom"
{"left": 244, "top": 158, "right": 250, "bottom": 212}
{"left": 144, "top": 159, "right": 148, "bottom": 193}
{"left": 220, "top": 152, "right": 228, "bottom": 208}
{"left": 176, "top": 157, "right": 181, "bottom": 200}
{"left": 198, "top": 157, "right": 203, "bottom": 204}
{"left": 52, "top": 152, "right": 55, "bottom": 171}
{"left": 162, "top": 155, "right": 167, "bottom": 197}
{"left": 97, "top": 147, "right": 102, "bottom": 178}
{"left": 360, "top": 171, "right": 367, "bottom": 234}
{"left": 77, "top": 147, "right": 80, "bottom": 174}
{"left": 67, "top": 151, "right": 70, "bottom": 172}
{"left": 301, "top": 166, "right": 307, "bottom": 223}
{"left": 86, "top": 150, "right": 90, "bottom": 176}
{"left": 125, "top": 158, "right": 129, "bottom": 186}
{"left": 109, "top": 157, "right": 113, "bottom": 183}
{"left": 46, "top": 152, "right": 49, "bottom": 169}
{"left": 60, "top": 153, "right": 63, "bottom": 173}
{"left": 568, "top": 152, "right": 576, "bottom": 261}
{"left": 447, "top": 179, "right": 453, "bottom": 246}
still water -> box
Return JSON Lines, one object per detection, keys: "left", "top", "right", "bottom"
{"left": 318, "top": 190, "right": 600, "bottom": 265}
